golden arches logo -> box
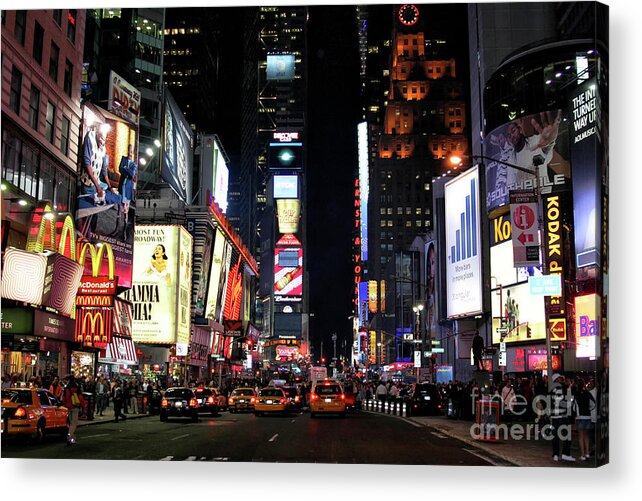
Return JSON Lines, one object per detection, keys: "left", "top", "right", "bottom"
{"left": 26, "top": 203, "right": 56, "bottom": 253}
{"left": 26, "top": 202, "right": 77, "bottom": 260}
{"left": 76, "top": 309, "right": 107, "bottom": 346}
{"left": 78, "top": 242, "right": 115, "bottom": 280}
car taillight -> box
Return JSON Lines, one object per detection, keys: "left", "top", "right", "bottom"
{"left": 228, "top": 397, "right": 234, "bottom": 404}
{"left": 280, "top": 398, "right": 287, "bottom": 405}
{"left": 340, "top": 394, "right": 345, "bottom": 400}
{"left": 208, "top": 396, "right": 215, "bottom": 404}
{"left": 311, "top": 394, "right": 318, "bottom": 401}
{"left": 161, "top": 399, "right": 168, "bottom": 408}
{"left": 251, "top": 397, "right": 256, "bottom": 404}
{"left": 189, "top": 398, "right": 198, "bottom": 408}
{"left": 294, "top": 396, "right": 300, "bottom": 403}
{"left": 14, "top": 406, "right": 27, "bottom": 418}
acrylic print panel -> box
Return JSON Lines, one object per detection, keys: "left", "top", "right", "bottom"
{"left": 0, "top": 1, "right": 612, "bottom": 488}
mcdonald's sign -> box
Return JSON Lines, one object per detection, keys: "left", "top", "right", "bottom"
{"left": 78, "top": 242, "right": 116, "bottom": 280}
{"left": 75, "top": 307, "right": 112, "bottom": 348}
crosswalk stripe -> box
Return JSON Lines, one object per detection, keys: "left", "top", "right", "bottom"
{"left": 186, "top": 456, "right": 197, "bottom": 461}
{"left": 160, "top": 456, "right": 173, "bottom": 461}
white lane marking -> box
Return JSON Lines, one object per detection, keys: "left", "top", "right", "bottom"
{"left": 186, "top": 456, "right": 197, "bottom": 461}
{"left": 268, "top": 433, "right": 279, "bottom": 442}
{"left": 212, "top": 457, "right": 229, "bottom": 461}
{"left": 82, "top": 433, "right": 110, "bottom": 439}
{"left": 160, "top": 456, "right": 174, "bottom": 461}
{"left": 430, "top": 431, "right": 448, "bottom": 439}
{"left": 199, "top": 457, "right": 207, "bottom": 461}
{"left": 291, "top": 419, "right": 296, "bottom": 423}
{"left": 463, "top": 448, "right": 501, "bottom": 466}
{"left": 400, "top": 417, "right": 422, "bottom": 428}
{"left": 171, "top": 434, "right": 190, "bottom": 441}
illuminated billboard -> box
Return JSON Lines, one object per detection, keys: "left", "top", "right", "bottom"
{"left": 358, "top": 122, "right": 369, "bottom": 261}
{"left": 200, "top": 135, "right": 229, "bottom": 212}
{"left": 445, "top": 166, "right": 483, "bottom": 318}
{"left": 266, "top": 54, "right": 296, "bottom": 81}
{"left": 108, "top": 71, "right": 140, "bottom": 126}
{"left": 575, "top": 293, "right": 600, "bottom": 359}
{"left": 485, "top": 109, "right": 570, "bottom": 213}
{"left": 205, "top": 229, "right": 226, "bottom": 321}
{"left": 223, "top": 248, "right": 243, "bottom": 321}
{"left": 276, "top": 199, "right": 301, "bottom": 234}
{"left": 122, "top": 225, "right": 192, "bottom": 344}
{"left": 268, "top": 143, "right": 303, "bottom": 170}
{"left": 274, "top": 247, "right": 303, "bottom": 297}
{"left": 162, "top": 90, "right": 193, "bottom": 203}
{"left": 76, "top": 102, "right": 137, "bottom": 289}
{"left": 274, "top": 175, "right": 299, "bottom": 199}
{"left": 569, "top": 79, "right": 604, "bottom": 268}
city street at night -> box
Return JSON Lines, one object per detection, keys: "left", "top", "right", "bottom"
{"left": 2, "top": 0, "right": 640, "bottom": 498}
{"left": 2, "top": 409, "right": 509, "bottom": 465}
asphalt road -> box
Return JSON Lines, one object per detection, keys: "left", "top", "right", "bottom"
{"left": 1, "top": 410, "right": 509, "bottom": 465}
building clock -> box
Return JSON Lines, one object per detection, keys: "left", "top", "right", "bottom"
{"left": 398, "top": 4, "right": 419, "bottom": 26}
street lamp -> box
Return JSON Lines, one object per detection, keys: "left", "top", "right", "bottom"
{"left": 377, "top": 342, "right": 382, "bottom": 368}
{"left": 450, "top": 154, "right": 554, "bottom": 390}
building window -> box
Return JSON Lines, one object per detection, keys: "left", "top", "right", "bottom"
{"left": 14, "top": 10, "right": 27, "bottom": 45}
{"left": 63, "top": 59, "right": 73, "bottom": 96}
{"left": 415, "top": 208, "right": 422, "bottom": 215}
{"left": 10, "top": 66, "right": 22, "bottom": 115}
{"left": 380, "top": 220, "right": 386, "bottom": 227}
{"left": 53, "top": 9, "right": 62, "bottom": 26}
{"left": 45, "top": 102, "right": 56, "bottom": 143}
{"left": 424, "top": 183, "right": 430, "bottom": 191}
{"left": 406, "top": 221, "right": 412, "bottom": 227}
{"left": 387, "top": 221, "right": 393, "bottom": 227}
{"left": 33, "top": 21, "right": 44, "bottom": 64}
{"left": 405, "top": 207, "right": 411, "bottom": 215}
{"left": 380, "top": 208, "right": 386, "bottom": 215}
{"left": 387, "top": 208, "right": 393, "bottom": 215}
{"left": 416, "top": 220, "right": 422, "bottom": 227}
{"left": 29, "top": 85, "right": 40, "bottom": 131}
{"left": 67, "top": 9, "right": 77, "bottom": 43}
{"left": 60, "top": 116, "right": 70, "bottom": 155}
{"left": 49, "top": 42, "right": 60, "bottom": 82}
{"left": 456, "top": 108, "right": 462, "bottom": 116}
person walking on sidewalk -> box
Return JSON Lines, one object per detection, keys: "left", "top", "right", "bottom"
{"left": 573, "top": 378, "right": 596, "bottom": 461}
{"left": 49, "top": 376, "right": 63, "bottom": 400}
{"left": 96, "top": 377, "right": 108, "bottom": 416}
{"left": 549, "top": 373, "right": 575, "bottom": 463}
{"left": 376, "top": 381, "right": 387, "bottom": 402}
{"left": 111, "top": 380, "right": 127, "bottom": 423}
{"left": 62, "top": 375, "right": 85, "bottom": 445}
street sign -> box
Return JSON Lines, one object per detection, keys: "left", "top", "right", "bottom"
{"left": 510, "top": 190, "right": 540, "bottom": 267}
{"left": 414, "top": 351, "right": 421, "bottom": 368}
{"left": 529, "top": 275, "right": 562, "bottom": 296}
{"left": 498, "top": 351, "right": 507, "bottom": 366}
{"left": 431, "top": 340, "right": 440, "bottom": 345}
{"left": 500, "top": 342, "right": 506, "bottom": 353}
{"left": 431, "top": 348, "right": 445, "bottom": 353}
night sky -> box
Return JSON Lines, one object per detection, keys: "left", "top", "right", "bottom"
{"left": 188, "top": 4, "right": 469, "bottom": 365}
{"left": 306, "top": 6, "right": 361, "bottom": 362}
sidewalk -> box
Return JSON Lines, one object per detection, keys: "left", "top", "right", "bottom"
{"left": 407, "top": 414, "right": 593, "bottom": 467}
{"left": 77, "top": 405, "right": 153, "bottom": 427}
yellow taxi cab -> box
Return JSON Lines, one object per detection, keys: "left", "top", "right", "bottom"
{"left": 228, "top": 387, "right": 257, "bottom": 413}
{"left": 309, "top": 379, "right": 346, "bottom": 418}
{"left": 254, "top": 387, "right": 288, "bottom": 416}
{"left": 1, "top": 387, "right": 70, "bottom": 442}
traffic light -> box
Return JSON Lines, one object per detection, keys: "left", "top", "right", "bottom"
{"left": 321, "top": 357, "right": 326, "bottom": 364}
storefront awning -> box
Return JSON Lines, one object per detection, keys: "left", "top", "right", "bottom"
{"left": 99, "top": 336, "right": 138, "bottom": 365}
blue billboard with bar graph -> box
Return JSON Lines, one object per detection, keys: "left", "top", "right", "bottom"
{"left": 445, "top": 166, "right": 483, "bottom": 318}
